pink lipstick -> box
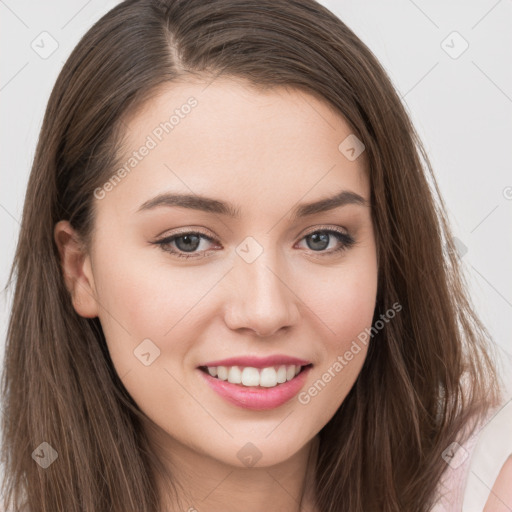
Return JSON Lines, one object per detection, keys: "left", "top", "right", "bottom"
{"left": 197, "top": 362, "right": 312, "bottom": 411}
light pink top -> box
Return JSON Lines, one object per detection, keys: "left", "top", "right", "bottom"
{"left": 432, "top": 416, "right": 487, "bottom": 511}
{"left": 432, "top": 350, "right": 512, "bottom": 511}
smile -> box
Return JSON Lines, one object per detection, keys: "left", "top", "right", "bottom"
{"left": 199, "top": 364, "right": 310, "bottom": 388}
{"left": 197, "top": 364, "right": 313, "bottom": 411}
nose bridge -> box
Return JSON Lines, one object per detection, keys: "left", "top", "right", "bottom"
{"left": 225, "top": 236, "right": 299, "bottom": 336}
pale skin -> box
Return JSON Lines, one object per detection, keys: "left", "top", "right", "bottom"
{"left": 54, "top": 77, "right": 380, "bottom": 511}
{"left": 483, "top": 456, "right": 512, "bottom": 511}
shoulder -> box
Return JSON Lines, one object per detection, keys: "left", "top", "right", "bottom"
{"left": 462, "top": 348, "right": 512, "bottom": 511}
{"left": 482, "top": 455, "right": 512, "bottom": 511}
{"left": 431, "top": 348, "right": 512, "bottom": 512}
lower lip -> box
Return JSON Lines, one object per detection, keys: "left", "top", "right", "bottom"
{"left": 198, "top": 365, "right": 312, "bottom": 411}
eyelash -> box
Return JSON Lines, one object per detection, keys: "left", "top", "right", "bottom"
{"left": 152, "top": 227, "right": 356, "bottom": 260}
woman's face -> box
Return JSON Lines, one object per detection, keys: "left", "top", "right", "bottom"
{"left": 61, "top": 77, "right": 378, "bottom": 469}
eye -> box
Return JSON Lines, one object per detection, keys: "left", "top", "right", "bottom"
{"left": 152, "top": 227, "right": 356, "bottom": 260}
{"left": 152, "top": 230, "right": 218, "bottom": 259}
{"left": 296, "top": 227, "right": 356, "bottom": 257}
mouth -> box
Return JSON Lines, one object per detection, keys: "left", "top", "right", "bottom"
{"left": 198, "top": 363, "right": 313, "bottom": 389}
{"left": 197, "top": 362, "right": 314, "bottom": 410}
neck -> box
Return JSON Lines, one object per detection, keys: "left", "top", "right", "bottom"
{"left": 150, "top": 429, "right": 320, "bottom": 512}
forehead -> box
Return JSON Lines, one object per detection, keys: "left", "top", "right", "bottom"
{"left": 105, "top": 77, "right": 369, "bottom": 215}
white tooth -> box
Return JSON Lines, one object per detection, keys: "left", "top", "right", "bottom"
{"left": 259, "top": 367, "right": 278, "bottom": 388}
{"left": 227, "top": 366, "right": 242, "bottom": 384}
{"left": 241, "top": 367, "right": 260, "bottom": 386}
{"left": 276, "top": 365, "right": 287, "bottom": 383}
{"left": 208, "top": 365, "right": 301, "bottom": 387}
{"left": 217, "top": 366, "right": 228, "bottom": 380}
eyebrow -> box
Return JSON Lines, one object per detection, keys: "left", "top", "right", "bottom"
{"left": 136, "top": 189, "right": 369, "bottom": 220}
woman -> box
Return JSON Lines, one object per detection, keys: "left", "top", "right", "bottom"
{"left": 1, "top": 0, "right": 509, "bottom": 510}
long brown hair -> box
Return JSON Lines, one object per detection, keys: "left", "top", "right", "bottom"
{"left": 1, "top": 0, "right": 502, "bottom": 510}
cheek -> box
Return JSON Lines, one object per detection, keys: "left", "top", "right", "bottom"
{"left": 307, "top": 256, "right": 378, "bottom": 348}
{"left": 296, "top": 271, "right": 376, "bottom": 426}
{"left": 297, "top": 252, "right": 377, "bottom": 413}
{"left": 91, "top": 245, "right": 226, "bottom": 375}
{"left": 94, "top": 249, "right": 204, "bottom": 333}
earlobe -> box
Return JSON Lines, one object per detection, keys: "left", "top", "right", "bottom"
{"left": 53, "top": 220, "right": 99, "bottom": 318}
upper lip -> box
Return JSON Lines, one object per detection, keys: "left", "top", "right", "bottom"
{"left": 199, "top": 355, "right": 312, "bottom": 369}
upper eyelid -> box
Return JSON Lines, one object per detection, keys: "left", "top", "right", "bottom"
{"left": 157, "top": 224, "right": 351, "bottom": 241}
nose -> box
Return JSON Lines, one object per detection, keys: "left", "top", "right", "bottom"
{"left": 223, "top": 248, "right": 301, "bottom": 337}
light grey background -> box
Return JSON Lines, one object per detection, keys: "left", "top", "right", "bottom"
{"left": 1, "top": 2, "right": 511, "bottom": 381}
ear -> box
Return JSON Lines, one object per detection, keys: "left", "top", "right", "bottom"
{"left": 54, "top": 220, "right": 99, "bottom": 318}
